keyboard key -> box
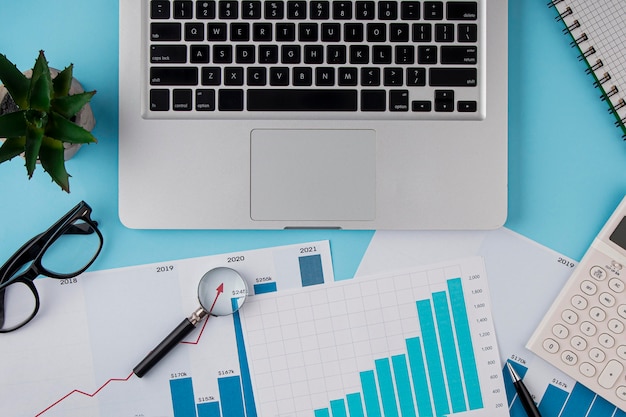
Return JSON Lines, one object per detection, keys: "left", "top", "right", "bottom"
{"left": 327, "top": 45, "right": 347, "bottom": 64}
{"left": 361, "top": 90, "right": 386, "bottom": 111}
{"left": 418, "top": 46, "right": 437, "bottom": 64}
{"left": 287, "top": 1, "right": 307, "bottom": 19}
{"left": 441, "top": 46, "right": 477, "bottom": 64}
{"left": 390, "top": 90, "right": 409, "bottom": 111}
{"left": 207, "top": 23, "right": 227, "bottom": 41}
{"left": 265, "top": 1, "right": 284, "bottom": 19}
{"left": 190, "top": 45, "right": 210, "bottom": 63}
{"left": 372, "top": 46, "right": 392, "bottom": 64}
{"left": 150, "top": 67, "right": 199, "bottom": 85}
{"left": 429, "top": 68, "right": 477, "bottom": 86}
{"left": 458, "top": 100, "right": 477, "bottom": 112}
{"left": 333, "top": 1, "right": 352, "bottom": 19}
{"left": 247, "top": 67, "right": 267, "bottom": 85}
{"left": 367, "top": 23, "right": 386, "bottom": 42}
{"left": 282, "top": 45, "right": 301, "bottom": 63}
{"left": 412, "top": 100, "right": 432, "bottom": 111}
{"left": 151, "top": 23, "right": 182, "bottom": 41}
{"left": 247, "top": 89, "right": 357, "bottom": 111}
{"left": 413, "top": 23, "right": 432, "bottom": 42}
{"left": 395, "top": 45, "right": 415, "bottom": 64}
{"left": 435, "top": 23, "right": 455, "bottom": 42}
{"left": 378, "top": 2, "right": 398, "bottom": 20}
{"left": 270, "top": 67, "right": 290, "bottom": 86}
{"left": 242, "top": 1, "right": 262, "bottom": 18}
{"left": 344, "top": 23, "right": 364, "bottom": 42}
{"left": 213, "top": 45, "right": 233, "bottom": 63}
{"left": 321, "top": 23, "right": 341, "bottom": 42}
{"left": 424, "top": 1, "right": 444, "bottom": 20}
{"left": 310, "top": 1, "right": 330, "bottom": 19}
{"left": 230, "top": 23, "right": 250, "bottom": 41}
{"left": 276, "top": 23, "right": 296, "bottom": 41}
{"left": 196, "top": 89, "right": 216, "bottom": 111}
{"left": 173, "top": 1, "right": 193, "bottom": 19}
{"left": 401, "top": 1, "right": 420, "bottom": 20}
{"left": 218, "top": 89, "right": 244, "bottom": 110}
{"left": 219, "top": 1, "right": 238, "bottom": 19}
{"left": 201, "top": 67, "right": 221, "bottom": 85}
{"left": 236, "top": 45, "right": 256, "bottom": 63}
{"left": 361, "top": 68, "right": 380, "bottom": 86}
{"left": 253, "top": 23, "right": 273, "bottom": 41}
{"left": 407, "top": 68, "right": 426, "bottom": 86}
{"left": 173, "top": 89, "right": 193, "bottom": 111}
{"left": 259, "top": 45, "right": 279, "bottom": 63}
{"left": 355, "top": 1, "right": 375, "bottom": 20}
{"left": 384, "top": 68, "right": 403, "bottom": 86}
{"left": 299, "top": 23, "right": 318, "bottom": 41}
{"left": 338, "top": 67, "right": 358, "bottom": 86}
{"left": 151, "top": 1, "right": 170, "bottom": 19}
{"left": 196, "top": 1, "right": 216, "bottom": 19}
{"left": 458, "top": 24, "right": 478, "bottom": 42}
{"left": 151, "top": 45, "right": 187, "bottom": 63}
{"left": 350, "top": 45, "right": 369, "bottom": 64}
{"left": 316, "top": 67, "right": 335, "bottom": 86}
{"left": 390, "top": 23, "right": 410, "bottom": 42}
{"left": 150, "top": 89, "right": 170, "bottom": 111}
{"left": 293, "top": 67, "right": 313, "bottom": 86}
{"left": 447, "top": 1, "right": 478, "bottom": 20}
{"left": 185, "top": 23, "right": 205, "bottom": 41}
{"left": 304, "top": 45, "right": 324, "bottom": 64}
{"left": 224, "top": 67, "right": 244, "bottom": 85}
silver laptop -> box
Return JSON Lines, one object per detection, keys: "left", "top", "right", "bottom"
{"left": 119, "top": 0, "right": 507, "bottom": 229}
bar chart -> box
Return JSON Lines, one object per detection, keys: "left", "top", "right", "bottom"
{"left": 241, "top": 256, "right": 508, "bottom": 417}
{"left": 505, "top": 360, "right": 626, "bottom": 417}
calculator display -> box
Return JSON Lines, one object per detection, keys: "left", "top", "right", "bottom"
{"left": 609, "top": 216, "right": 626, "bottom": 250}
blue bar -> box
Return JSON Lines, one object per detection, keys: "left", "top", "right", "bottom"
{"left": 170, "top": 377, "right": 197, "bottom": 417}
{"left": 447, "top": 278, "right": 483, "bottom": 409}
{"left": 253, "top": 281, "right": 277, "bottom": 294}
{"left": 330, "top": 399, "right": 348, "bottom": 417}
{"left": 560, "top": 383, "right": 596, "bottom": 417}
{"left": 346, "top": 393, "right": 365, "bottom": 417}
{"left": 232, "top": 301, "right": 257, "bottom": 417}
{"left": 587, "top": 395, "right": 618, "bottom": 417}
{"left": 375, "top": 358, "right": 400, "bottom": 417}
{"left": 416, "top": 299, "right": 450, "bottom": 416}
{"left": 218, "top": 375, "right": 245, "bottom": 417}
{"left": 406, "top": 337, "right": 434, "bottom": 417}
{"left": 538, "top": 383, "right": 568, "bottom": 417}
{"left": 314, "top": 409, "right": 330, "bottom": 417}
{"left": 391, "top": 355, "right": 417, "bottom": 417}
{"left": 360, "top": 370, "right": 382, "bottom": 417}
{"left": 197, "top": 401, "right": 220, "bottom": 417}
{"left": 615, "top": 408, "right": 626, "bottom": 417}
{"left": 433, "top": 290, "right": 466, "bottom": 412}
{"left": 299, "top": 254, "right": 324, "bottom": 286}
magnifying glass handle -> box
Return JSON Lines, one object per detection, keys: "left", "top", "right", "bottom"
{"left": 133, "top": 308, "right": 207, "bottom": 378}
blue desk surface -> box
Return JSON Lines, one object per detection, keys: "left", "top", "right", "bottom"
{"left": 1, "top": 0, "right": 626, "bottom": 280}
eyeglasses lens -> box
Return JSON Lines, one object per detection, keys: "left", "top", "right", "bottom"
{"left": 40, "top": 220, "right": 101, "bottom": 275}
{"left": 1, "top": 281, "right": 36, "bottom": 331}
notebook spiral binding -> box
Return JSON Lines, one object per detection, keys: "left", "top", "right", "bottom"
{"left": 548, "top": 0, "right": 626, "bottom": 138}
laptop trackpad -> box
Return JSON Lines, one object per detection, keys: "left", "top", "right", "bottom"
{"left": 250, "top": 129, "right": 376, "bottom": 222}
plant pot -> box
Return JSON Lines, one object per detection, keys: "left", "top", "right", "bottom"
{"left": 0, "top": 68, "right": 96, "bottom": 160}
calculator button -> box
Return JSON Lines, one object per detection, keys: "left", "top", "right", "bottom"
{"left": 572, "top": 295, "right": 588, "bottom": 310}
{"left": 580, "top": 362, "right": 596, "bottom": 377}
{"left": 589, "top": 347, "right": 606, "bottom": 363}
{"left": 561, "top": 350, "right": 578, "bottom": 365}
{"left": 611, "top": 260, "right": 623, "bottom": 271}
{"left": 553, "top": 324, "right": 569, "bottom": 339}
{"left": 570, "top": 335, "right": 587, "bottom": 351}
{"left": 589, "top": 306, "right": 607, "bottom": 322}
{"left": 619, "top": 304, "right": 626, "bottom": 319}
{"left": 616, "top": 386, "right": 626, "bottom": 401}
{"left": 581, "top": 280, "right": 598, "bottom": 295}
{"left": 609, "top": 278, "right": 625, "bottom": 293}
{"left": 618, "top": 345, "right": 626, "bottom": 359}
{"left": 562, "top": 309, "right": 579, "bottom": 324}
{"left": 608, "top": 319, "right": 625, "bottom": 334}
{"left": 543, "top": 338, "right": 560, "bottom": 353}
{"left": 599, "top": 333, "right": 615, "bottom": 349}
{"left": 590, "top": 266, "right": 607, "bottom": 281}
{"left": 598, "top": 359, "right": 623, "bottom": 389}
{"left": 599, "top": 292, "right": 616, "bottom": 308}
{"left": 581, "top": 321, "right": 597, "bottom": 336}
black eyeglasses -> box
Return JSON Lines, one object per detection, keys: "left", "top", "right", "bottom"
{"left": 0, "top": 201, "right": 103, "bottom": 333}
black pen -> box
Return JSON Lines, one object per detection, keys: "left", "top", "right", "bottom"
{"left": 507, "top": 362, "right": 543, "bottom": 417}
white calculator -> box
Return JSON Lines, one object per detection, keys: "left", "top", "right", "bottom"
{"left": 527, "top": 195, "right": 626, "bottom": 411}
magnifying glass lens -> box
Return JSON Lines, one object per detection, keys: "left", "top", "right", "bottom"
{"left": 198, "top": 267, "right": 248, "bottom": 316}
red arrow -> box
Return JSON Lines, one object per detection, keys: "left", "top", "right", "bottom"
{"left": 208, "top": 283, "right": 224, "bottom": 314}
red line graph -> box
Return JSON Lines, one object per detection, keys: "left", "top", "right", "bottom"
{"left": 35, "top": 317, "right": 211, "bottom": 415}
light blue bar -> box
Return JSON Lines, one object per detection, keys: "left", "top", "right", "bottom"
{"left": 587, "top": 395, "right": 618, "bottom": 417}
{"left": 391, "top": 354, "right": 417, "bottom": 417}
{"left": 314, "top": 408, "right": 331, "bottom": 417}
{"left": 170, "top": 377, "right": 197, "bottom": 417}
{"left": 560, "top": 383, "right": 596, "bottom": 417}
{"left": 360, "top": 370, "right": 382, "bottom": 417}
{"left": 433, "top": 290, "right": 466, "bottom": 412}
{"left": 375, "top": 358, "right": 399, "bottom": 417}
{"left": 197, "top": 401, "right": 220, "bottom": 417}
{"left": 299, "top": 254, "right": 324, "bottom": 286}
{"left": 416, "top": 299, "right": 450, "bottom": 416}
{"left": 538, "top": 383, "right": 568, "bottom": 417}
{"left": 330, "top": 399, "right": 348, "bottom": 417}
{"left": 447, "top": 278, "right": 483, "bottom": 409}
{"left": 346, "top": 393, "right": 365, "bottom": 417}
{"left": 218, "top": 375, "right": 245, "bottom": 417}
{"left": 406, "top": 337, "right": 434, "bottom": 417}
{"left": 253, "top": 281, "right": 277, "bottom": 294}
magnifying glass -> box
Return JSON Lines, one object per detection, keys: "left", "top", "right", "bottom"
{"left": 133, "top": 267, "right": 248, "bottom": 378}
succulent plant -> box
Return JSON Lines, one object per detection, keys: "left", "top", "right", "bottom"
{"left": 0, "top": 50, "right": 97, "bottom": 192}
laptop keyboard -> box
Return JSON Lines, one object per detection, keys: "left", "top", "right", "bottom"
{"left": 147, "top": 0, "right": 483, "bottom": 119}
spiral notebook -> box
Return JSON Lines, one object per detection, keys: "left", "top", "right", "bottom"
{"left": 550, "top": 0, "right": 626, "bottom": 139}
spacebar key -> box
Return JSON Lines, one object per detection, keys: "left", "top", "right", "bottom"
{"left": 247, "top": 89, "right": 357, "bottom": 111}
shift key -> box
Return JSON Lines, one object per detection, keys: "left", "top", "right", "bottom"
{"left": 429, "top": 68, "right": 477, "bottom": 86}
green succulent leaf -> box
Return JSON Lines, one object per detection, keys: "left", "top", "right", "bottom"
{"left": 0, "top": 54, "right": 29, "bottom": 109}
{"left": 29, "top": 51, "right": 53, "bottom": 112}
{"left": 52, "top": 64, "right": 73, "bottom": 98}
{"left": 24, "top": 118, "right": 45, "bottom": 178}
{"left": 51, "top": 91, "right": 95, "bottom": 119}
{"left": 39, "top": 136, "right": 70, "bottom": 193}
{"left": 0, "top": 136, "right": 26, "bottom": 163}
{"left": 0, "top": 110, "right": 27, "bottom": 137}
{"left": 45, "top": 112, "right": 97, "bottom": 144}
